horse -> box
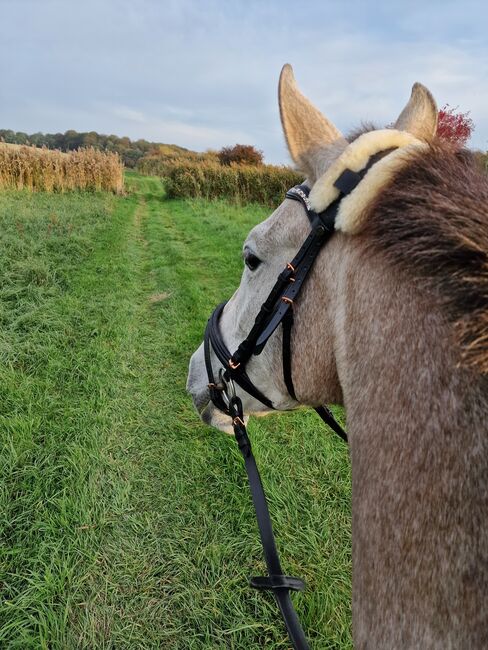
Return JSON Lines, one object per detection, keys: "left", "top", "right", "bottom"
{"left": 187, "top": 64, "right": 488, "bottom": 648}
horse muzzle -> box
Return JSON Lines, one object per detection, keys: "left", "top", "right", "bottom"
{"left": 187, "top": 344, "right": 243, "bottom": 434}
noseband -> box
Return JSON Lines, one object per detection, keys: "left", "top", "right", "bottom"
{"left": 203, "top": 150, "right": 394, "bottom": 649}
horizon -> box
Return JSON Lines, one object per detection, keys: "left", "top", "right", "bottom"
{"left": 2, "top": 0, "right": 487, "bottom": 163}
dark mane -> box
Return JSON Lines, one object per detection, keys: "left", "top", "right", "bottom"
{"left": 364, "top": 139, "right": 488, "bottom": 374}
{"left": 346, "top": 122, "right": 378, "bottom": 142}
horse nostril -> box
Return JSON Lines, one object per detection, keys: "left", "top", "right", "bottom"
{"left": 200, "top": 406, "right": 213, "bottom": 425}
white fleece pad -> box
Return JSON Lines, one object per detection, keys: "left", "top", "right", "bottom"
{"left": 308, "top": 129, "right": 426, "bottom": 234}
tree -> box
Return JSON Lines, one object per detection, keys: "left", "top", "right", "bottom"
{"left": 14, "top": 132, "right": 29, "bottom": 145}
{"left": 437, "top": 105, "right": 474, "bottom": 147}
{"left": 29, "top": 132, "right": 45, "bottom": 147}
{"left": 64, "top": 130, "right": 83, "bottom": 150}
{"left": 218, "top": 144, "right": 263, "bottom": 166}
{"left": 82, "top": 131, "right": 100, "bottom": 148}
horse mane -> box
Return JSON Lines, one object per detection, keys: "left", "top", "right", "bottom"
{"left": 363, "top": 139, "right": 488, "bottom": 375}
{"left": 346, "top": 122, "right": 378, "bottom": 142}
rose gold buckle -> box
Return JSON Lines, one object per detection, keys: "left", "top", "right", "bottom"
{"left": 229, "top": 358, "right": 241, "bottom": 370}
{"left": 286, "top": 262, "right": 295, "bottom": 272}
{"left": 233, "top": 416, "right": 245, "bottom": 427}
{"left": 281, "top": 296, "right": 293, "bottom": 305}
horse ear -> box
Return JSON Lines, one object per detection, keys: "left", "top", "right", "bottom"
{"left": 394, "top": 82, "right": 438, "bottom": 141}
{"left": 279, "top": 64, "right": 344, "bottom": 177}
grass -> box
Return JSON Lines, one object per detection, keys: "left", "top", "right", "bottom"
{"left": 0, "top": 172, "right": 352, "bottom": 648}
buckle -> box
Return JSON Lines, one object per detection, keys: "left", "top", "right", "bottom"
{"left": 218, "top": 368, "right": 236, "bottom": 409}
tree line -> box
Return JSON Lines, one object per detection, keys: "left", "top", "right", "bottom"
{"left": 0, "top": 129, "right": 189, "bottom": 168}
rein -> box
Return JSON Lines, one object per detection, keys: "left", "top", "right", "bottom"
{"left": 203, "top": 150, "right": 394, "bottom": 649}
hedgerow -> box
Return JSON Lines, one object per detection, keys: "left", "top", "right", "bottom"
{"left": 138, "top": 158, "right": 302, "bottom": 206}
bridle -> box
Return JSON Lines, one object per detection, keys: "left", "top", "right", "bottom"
{"left": 202, "top": 150, "right": 395, "bottom": 649}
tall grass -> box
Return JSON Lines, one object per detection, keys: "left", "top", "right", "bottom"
{"left": 0, "top": 144, "right": 124, "bottom": 193}
{"left": 138, "top": 158, "right": 303, "bottom": 206}
{"left": 137, "top": 149, "right": 219, "bottom": 173}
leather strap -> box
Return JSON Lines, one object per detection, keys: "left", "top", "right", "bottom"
{"left": 282, "top": 308, "right": 296, "bottom": 400}
{"left": 255, "top": 216, "right": 335, "bottom": 350}
{"left": 229, "top": 395, "right": 311, "bottom": 650}
{"left": 250, "top": 575, "right": 305, "bottom": 591}
{"left": 315, "top": 405, "right": 347, "bottom": 443}
{"left": 228, "top": 396, "right": 347, "bottom": 650}
{"left": 205, "top": 302, "right": 274, "bottom": 409}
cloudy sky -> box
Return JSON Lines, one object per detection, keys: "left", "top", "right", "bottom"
{"left": 1, "top": 0, "right": 487, "bottom": 163}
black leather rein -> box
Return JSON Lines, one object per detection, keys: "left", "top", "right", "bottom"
{"left": 202, "top": 150, "right": 394, "bottom": 649}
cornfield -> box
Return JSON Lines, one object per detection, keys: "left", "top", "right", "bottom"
{"left": 0, "top": 143, "right": 124, "bottom": 193}
{"left": 138, "top": 157, "right": 303, "bottom": 206}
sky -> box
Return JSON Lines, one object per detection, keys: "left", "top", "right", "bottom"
{"left": 1, "top": 0, "right": 487, "bottom": 163}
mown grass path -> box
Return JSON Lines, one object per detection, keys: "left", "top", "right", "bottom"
{"left": 1, "top": 174, "right": 352, "bottom": 649}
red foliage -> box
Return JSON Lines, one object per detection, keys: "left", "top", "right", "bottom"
{"left": 436, "top": 104, "right": 474, "bottom": 146}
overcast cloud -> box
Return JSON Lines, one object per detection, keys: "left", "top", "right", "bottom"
{"left": 1, "top": 0, "right": 487, "bottom": 162}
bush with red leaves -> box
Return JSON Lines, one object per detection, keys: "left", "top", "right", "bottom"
{"left": 437, "top": 104, "right": 474, "bottom": 146}
{"left": 218, "top": 144, "right": 264, "bottom": 166}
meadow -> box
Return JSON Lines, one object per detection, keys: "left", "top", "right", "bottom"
{"left": 0, "top": 172, "right": 351, "bottom": 649}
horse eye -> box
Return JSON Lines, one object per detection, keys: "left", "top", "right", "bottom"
{"left": 244, "top": 251, "right": 261, "bottom": 271}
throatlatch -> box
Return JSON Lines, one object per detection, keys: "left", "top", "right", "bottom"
{"left": 203, "top": 149, "right": 395, "bottom": 650}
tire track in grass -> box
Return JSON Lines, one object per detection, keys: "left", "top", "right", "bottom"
{"left": 0, "top": 189, "right": 143, "bottom": 649}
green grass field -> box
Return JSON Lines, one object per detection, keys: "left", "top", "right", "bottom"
{"left": 0, "top": 173, "right": 352, "bottom": 649}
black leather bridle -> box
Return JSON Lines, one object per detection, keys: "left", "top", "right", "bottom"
{"left": 202, "top": 150, "right": 394, "bottom": 649}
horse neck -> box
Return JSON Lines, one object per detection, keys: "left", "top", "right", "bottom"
{"left": 331, "top": 235, "right": 488, "bottom": 647}
{"left": 334, "top": 234, "right": 487, "bottom": 449}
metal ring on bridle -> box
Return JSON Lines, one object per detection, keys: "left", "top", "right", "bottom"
{"left": 218, "top": 368, "right": 236, "bottom": 409}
